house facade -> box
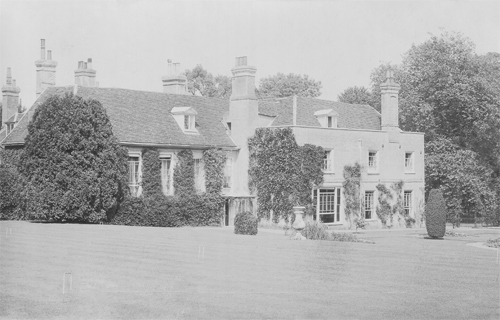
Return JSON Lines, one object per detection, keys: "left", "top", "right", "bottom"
{"left": 1, "top": 40, "right": 425, "bottom": 228}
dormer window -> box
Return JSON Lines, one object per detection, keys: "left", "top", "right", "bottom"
{"left": 184, "top": 115, "right": 195, "bottom": 131}
{"left": 314, "top": 109, "right": 339, "bottom": 128}
{"left": 171, "top": 107, "right": 198, "bottom": 133}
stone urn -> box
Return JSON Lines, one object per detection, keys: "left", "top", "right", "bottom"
{"left": 292, "top": 206, "right": 306, "bottom": 240}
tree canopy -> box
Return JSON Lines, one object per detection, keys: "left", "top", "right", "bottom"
{"left": 258, "top": 73, "right": 322, "bottom": 98}
{"left": 338, "top": 32, "right": 500, "bottom": 224}
{"left": 184, "top": 65, "right": 232, "bottom": 98}
{"left": 337, "top": 86, "right": 373, "bottom": 106}
{"left": 19, "top": 93, "right": 128, "bottom": 223}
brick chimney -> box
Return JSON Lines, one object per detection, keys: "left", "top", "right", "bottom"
{"left": 2, "top": 68, "right": 21, "bottom": 129}
{"left": 161, "top": 60, "right": 187, "bottom": 94}
{"left": 230, "top": 56, "right": 257, "bottom": 101}
{"left": 380, "top": 69, "right": 400, "bottom": 131}
{"left": 75, "top": 58, "right": 97, "bottom": 87}
{"left": 35, "top": 39, "right": 57, "bottom": 98}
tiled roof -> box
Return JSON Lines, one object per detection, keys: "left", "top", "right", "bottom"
{"left": 2, "top": 86, "right": 236, "bottom": 148}
{"left": 261, "top": 96, "right": 381, "bottom": 130}
{"left": 2, "top": 86, "right": 74, "bottom": 146}
{"left": 2, "top": 87, "right": 381, "bottom": 148}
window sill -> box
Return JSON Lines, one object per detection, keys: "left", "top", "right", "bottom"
{"left": 404, "top": 171, "right": 416, "bottom": 174}
{"left": 367, "top": 172, "right": 380, "bottom": 175}
{"left": 322, "top": 171, "right": 335, "bottom": 174}
{"left": 182, "top": 130, "right": 199, "bottom": 135}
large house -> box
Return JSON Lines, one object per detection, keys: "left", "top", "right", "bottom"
{"left": 1, "top": 40, "right": 425, "bottom": 228}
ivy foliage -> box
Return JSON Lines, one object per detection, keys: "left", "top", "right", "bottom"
{"left": 248, "top": 127, "right": 323, "bottom": 222}
{"left": 376, "top": 184, "right": 393, "bottom": 227}
{"left": 19, "top": 93, "right": 128, "bottom": 223}
{"left": 173, "top": 149, "right": 195, "bottom": 197}
{"left": 141, "top": 148, "right": 162, "bottom": 197}
{"left": 375, "top": 180, "right": 411, "bottom": 228}
{"left": 342, "top": 163, "right": 362, "bottom": 227}
{"left": 110, "top": 147, "right": 225, "bottom": 227}
{"left": 203, "top": 148, "right": 226, "bottom": 195}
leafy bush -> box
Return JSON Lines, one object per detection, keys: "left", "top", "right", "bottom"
{"left": 301, "top": 220, "right": 330, "bottom": 240}
{"left": 234, "top": 211, "right": 258, "bottom": 235}
{"left": 0, "top": 167, "right": 24, "bottom": 220}
{"left": 354, "top": 217, "right": 367, "bottom": 232}
{"left": 425, "top": 189, "right": 447, "bottom": 238}
{"left": 19, "top": 93, "right": 128, "bottom": 223}
{"left": 486, "top": 238, "right": 500, "bottom": 248}
{"left": 110, "top": 194, "right": 224, "bottom": 227}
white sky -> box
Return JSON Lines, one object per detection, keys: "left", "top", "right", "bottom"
{"left": 1, "top": 0, "right": 499, "bottom": 107}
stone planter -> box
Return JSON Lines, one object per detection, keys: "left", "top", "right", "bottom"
{"left": 292, "top": 206, "right": 306, "bottom": 240}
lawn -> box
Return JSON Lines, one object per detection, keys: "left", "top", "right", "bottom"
{"left": 0, "top": 221, "right": 498, "bottom": 319}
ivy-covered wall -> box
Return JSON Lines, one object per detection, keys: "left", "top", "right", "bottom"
{"left": 248, "top": 127, "right": 324, "bottom": 222}
{"left": 110, "top": 147, "right": 225, "bottom": 227}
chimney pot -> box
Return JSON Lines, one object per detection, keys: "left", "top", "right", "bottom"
{"left": 47, "top": 50, "right": 52, "bottom": 60}
{"left": 84, "top": 62, "right": 88, "bottom": 69}
{"left": 40, "top": 39, "right": 46, "bottom": 60}
{"left": 6, "top": 67, "right": 12, "bottom": 85}
{"left": 12, "top": 79, "right": 16, "bottom": 86}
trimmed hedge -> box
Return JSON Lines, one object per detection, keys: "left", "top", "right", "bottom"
{"left": 109, "top": 194, "right": 224, "bottom": 227}
{"left": 234, "top": 211, "right": 258, "bottom": 235}
{"left": 425, "top": 189, "right": 447, "bottom": 238}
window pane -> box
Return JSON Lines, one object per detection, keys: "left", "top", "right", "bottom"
{"left": 161, "top": 158, "right": 172, "bottom": 195}
{"left": 184, "top": 115, "right": 189, "bottom": 130}
{"left": 364, "top": 191, "right": 373, "bottom": 219}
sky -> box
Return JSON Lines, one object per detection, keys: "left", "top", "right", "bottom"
{"left": 1, "top": 0, "right": 499, "bottom": 108}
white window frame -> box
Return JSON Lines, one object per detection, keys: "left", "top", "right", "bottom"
{"left": 364, "top": 191, "right": 374, "bottom": 220}
{"left": 312, "top": 188, "right": 342, "bottom": 224}
{"left": 403, "top": 190, "right": 413, "bottom": 216}
{"left": 368, "top": 151, "right": 379, "bottom": 173}
{"left": 404, "top": 152, "right": 414, "bottom": 172}
{"left": 322, "top": 149, "right": 334, "bottom": 172}
{"left": 160, "top": 155, "right": 174, "bottom": 196}
{"left": 223, "top": 156, "right": 232, "bottom": 189}
{"left": 128, "top": 152, "right": 142, "bottom": 197}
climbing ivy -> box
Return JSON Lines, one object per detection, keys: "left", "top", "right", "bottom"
{"left": 141, "top": 148, "right": 162, "bottom": 197}
{"left": 248, "top": 127, "right": 323, "bottom": 222}
{"left": 173, "top": 149, "right": 195, "bottom": 197}
{"left": 376, "top": 183, "right": 393, "bottom": 227}
{"left": 203, "top": 148, "right": 226, "bottom": 195}
{"left": 342, "top": 163, "right": 362, "bottom": 229}
{"left": 376, "top": 180, "right": 411, "bottom": 228}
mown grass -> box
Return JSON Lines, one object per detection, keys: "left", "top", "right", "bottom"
{"left": 0, "top": 221, "right": 498, "bottom": 319}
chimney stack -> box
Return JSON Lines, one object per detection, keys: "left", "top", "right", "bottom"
{"left": 74, "top": 58, "right": 97, "bottom": 87}
{"left": 230, "top": 56, "right": 257, "bottom": 101}
{"left": 161, "top": 59, "right": 187, "bottom": 95}
{"left": 2, "top": 68, "right": 21, "bottom": 129}
{"left": 380, "top": 68, "right": 400, "bottom": 131}
{"left": 35, "top": 39, "right": 57, "bottom": 98}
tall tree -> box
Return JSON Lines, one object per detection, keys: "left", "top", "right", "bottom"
{"left": 184, "top": 65, "right": 232, "bottom": 98}
{"left": 337, "top": 86, "right": 372, "bottom": 106}
{"left": 368, "top": 32, "right": 500, "bottom": 224}
{"left": 258, "top": 73, "right": 322, "bottom": 98}
{"left": 19, "top": 93, "right": 128, "bottom": 223}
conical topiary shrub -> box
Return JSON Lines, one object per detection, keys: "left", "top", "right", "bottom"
{"left": 425, "top": 189, "right": 447, "bottom": 238}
